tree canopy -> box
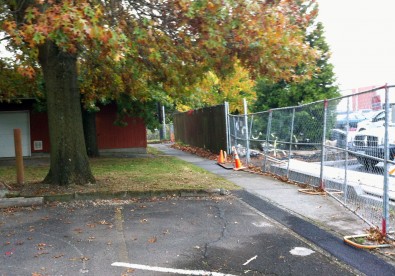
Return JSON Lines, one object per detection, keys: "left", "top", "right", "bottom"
{"left": 1, "top": 0, "right": 319, "bottom": 99}
{"left": 0, "top": 58, "right": 40, "bottom": 102}
{"left": 176, "top": 62, "right": 256, "bottom": 113}
{"left": 1, "top": 0, "right": 321, "bottom": 185}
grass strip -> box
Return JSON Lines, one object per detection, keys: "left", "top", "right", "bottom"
{"left": 0, "top": 149, "right": 239, "bottom": 197}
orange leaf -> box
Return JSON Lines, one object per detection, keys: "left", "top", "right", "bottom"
{"left": 148, "top": 236, "right": 157, "bottom": 243}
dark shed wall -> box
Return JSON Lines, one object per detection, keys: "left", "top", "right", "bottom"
{"left": 173, "top": 105, "right": 227, "bottom": 153}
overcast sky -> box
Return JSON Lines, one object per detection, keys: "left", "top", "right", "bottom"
{"left": 317, "top": 0, "right": 395, "bottom": 91}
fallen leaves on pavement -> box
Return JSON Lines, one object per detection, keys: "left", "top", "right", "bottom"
{"left": 366, "top": 226, "right": 388, "bottom": 244}
{"left": 148, "top": 236, "right": 157, "bottom": 243}
{"left": 171, "top": 144, "right": 217, "bottom": 160}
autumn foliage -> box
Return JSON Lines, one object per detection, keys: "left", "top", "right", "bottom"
{"left": 2, "top": 0, "right": 319, "bottom": 103}
{"left": 0, "top": 0, "right": 320, "bottom": 185}
{"left": 3, "top": 0, "right": 126, "bottom": 53}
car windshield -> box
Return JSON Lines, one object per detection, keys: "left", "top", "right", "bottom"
{"left": 368, "top": 110, "right": 384, "bottom": 120}
{"left": 337, "top": 113, "right": 367, "bottom": 121}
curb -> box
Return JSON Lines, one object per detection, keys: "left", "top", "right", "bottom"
{"left": 0, "top": 197, "right": 44, "bottom": 208}
{"left": 1, "top": 188, "right": 231, "bottom": 207}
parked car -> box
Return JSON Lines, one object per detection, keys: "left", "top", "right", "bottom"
{"left": 356, "top": 110, "right": 385, "bottom": 132}
{"left": 336, "top": 112, "right": 367, "bottom": 130}
{"left": 329, "top": 128, "right": 356, "bottom": 149}
{"left": 352, "top": 126, "right": 395, "bottom": 169}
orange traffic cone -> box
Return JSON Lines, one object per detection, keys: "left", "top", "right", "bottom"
{"left": 233, "top": 151, "right": 245, "bottom": 170}
{"left": 217, "top": 150, "right": 225, "bottom": 164}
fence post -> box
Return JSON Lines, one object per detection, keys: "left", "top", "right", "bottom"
{"left": 262, "top": 110, "right": 273, "bottom": 172}
{"left": 382, "top": 85, "right": 390, "bottom": 236}
{"left": 162, "top": 105, "right": 166, "bottom": 140}
{"left": 320, "top": 100, "right": 328, "bottom": 190}
{"left": 224, "top": 102, "right": 231, "bottom": 154}
{"left": 286, "top": 108, "right": 295, "bottom": 178}
{"left": 344, "top": 97, "right": 350, "bottom": 204}
{"left": 243, "top": 98, "right": 250, "bottom": 164}
{"left": 249, "top": 115, "right": 254, "bottom": 139}
{"left": 233, "top": 116, "right": 238, "bottom": 151}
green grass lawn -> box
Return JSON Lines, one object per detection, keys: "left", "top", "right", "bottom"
{"left": 0, "top": 147, "right": 239, "bottom": 197}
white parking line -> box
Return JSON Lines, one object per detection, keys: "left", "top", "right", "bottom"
{"left": 242, "top": 255, "right": 257, "bottom": 266}
{"left": 111, "top": 262, "right": 237, "bottom": 276}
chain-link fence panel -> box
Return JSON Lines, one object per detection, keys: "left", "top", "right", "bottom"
{"left": 283, "top": 102, "right": 326, "bottom": 188}
{"left": 248, "top": 111, "right": 270, "bottom": 169}
{"left": 229, "top": 114, "right": 248, "bottom": 164}
{"left": 227, "top": 86, "right": 395, "bottom": 233}
{"left": 322, "top": 87, "right": 395, "bottom": 229}
{"left": 147, "top": 124, "right": 174, "bottom": 142}
{"left": 261, "top": 108, "right": 293, "bottom": 177}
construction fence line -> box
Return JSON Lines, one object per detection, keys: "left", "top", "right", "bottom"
{"left": 228, "top": 85, "right": 395, "bottom": 236}
{"left": 173, "top": 105, "right": 228, "bottom": 154}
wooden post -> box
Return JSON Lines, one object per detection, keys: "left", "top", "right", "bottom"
{"left": 14, "top": 128, "right": 24, "bottom": 184}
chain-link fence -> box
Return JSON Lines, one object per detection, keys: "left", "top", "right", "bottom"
{"left": 229, "top": 85, "right": 395, "bottom": 234}
{"left": 147, "top": 124, "right": 174, "bottom": 142}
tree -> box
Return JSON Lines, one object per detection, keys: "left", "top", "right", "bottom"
{"left": 1, "top": 0, "right": 319, "bottom": 186}
{"left": 176, "top": 62, "right": 256, "bottom": 113}
{"left": 253, "top": 7, "right": 339, "bottom": 111}
{"left": 296, "top": 22, "right": 339, "bottom": 101}
{"left": 1, "top": 0, "right": 123, "bottom": 185}
{"left": 252, "top": 16, "right": 340, "bottom": 145}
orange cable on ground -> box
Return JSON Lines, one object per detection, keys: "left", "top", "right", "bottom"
{"left": 343, "top": 234, "right": 392, "bottom": 250}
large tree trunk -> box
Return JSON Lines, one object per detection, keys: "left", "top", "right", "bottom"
{"left": 38, "top": 41, "right": 95, "bottom": 185}
{"left": 82, "top": 109, "right": 100, "bottom": 158}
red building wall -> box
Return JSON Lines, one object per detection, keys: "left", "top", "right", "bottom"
{"left": 96, "top": 105, "right": 147, "bottom": 150}
{"left": 30, "top": 111, "right": 50, "bottom": 153}
{"left": 28, "top": 104, "right": 146, "bottom": 153}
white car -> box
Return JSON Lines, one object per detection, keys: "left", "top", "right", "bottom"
{"left": 352, "top": 126, "right": 395, "bottom": 168}
{"left": 356, "top": 110, "right": 385, "bottom": 132}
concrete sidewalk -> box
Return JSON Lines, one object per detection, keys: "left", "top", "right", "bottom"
{"left": 151, "top": 143, "right": 395, "bottom": 273}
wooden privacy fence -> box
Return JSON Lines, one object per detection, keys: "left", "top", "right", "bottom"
{"left": 173, "top": 104, "right": 228, "bottom": 154}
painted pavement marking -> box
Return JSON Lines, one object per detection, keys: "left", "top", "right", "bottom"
{"left": 111, "top": 262, "right": 237, "bottom": 276}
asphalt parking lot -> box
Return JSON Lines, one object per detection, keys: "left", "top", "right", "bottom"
{"left": 0, "top": 196, "right": 357, "bottom": 276}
